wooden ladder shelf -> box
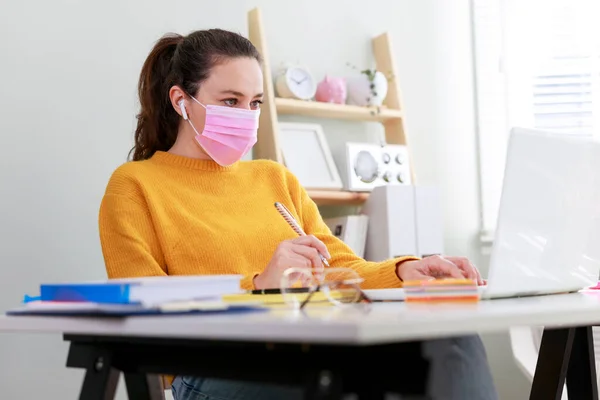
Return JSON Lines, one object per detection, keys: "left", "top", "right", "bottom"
{"left": 247, "top": 7, "right": 413, "bottom": 206}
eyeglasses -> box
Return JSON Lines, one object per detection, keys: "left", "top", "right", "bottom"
{"left": 280, "top": 267, "right": 372, "bottom": 310}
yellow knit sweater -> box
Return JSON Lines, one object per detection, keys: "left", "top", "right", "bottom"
{"left": 99, "top": 151, "right": 417, "bottom": 290}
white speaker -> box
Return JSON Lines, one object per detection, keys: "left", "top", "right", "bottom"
{"left": 361, "top": 185, "right": 417, "bottom": 261}
{"left": 361, "top": 185, "right": 444, "bottom": 261}
{"left": 336, "top": 142, "right": 412, "bottom": 192}
{"left": 414, "top": 186, "right": 444, "bottom": 258}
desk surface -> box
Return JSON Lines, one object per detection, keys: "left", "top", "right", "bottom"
{"left": 2, "top": 292, "right": 600, "bottom": 345}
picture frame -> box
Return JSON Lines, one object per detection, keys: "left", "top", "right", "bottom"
{"left": 277, "top": 122, "right": 343, "bottom": 190}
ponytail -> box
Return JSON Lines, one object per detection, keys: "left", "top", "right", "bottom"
{"left": 129, "top": 29, "right": 262, "bottom": 161}
{"left": 130, "top": 33, "right": 183, "bottom": 161}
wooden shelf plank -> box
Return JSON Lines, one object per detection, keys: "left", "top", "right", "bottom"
{"left": 307, "top": 190, "right": 369, "bottom": 206}
{"left": 275, "top": 98, "right": 403, "bottom": 122}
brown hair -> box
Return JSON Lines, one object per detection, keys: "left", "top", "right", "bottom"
{"left": 130, "top": 29, "right": 262, "bottom": 161}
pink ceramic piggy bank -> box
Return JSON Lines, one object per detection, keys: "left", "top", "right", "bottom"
{"left": 315, "top": 75, "right": 347, "bottom": 104}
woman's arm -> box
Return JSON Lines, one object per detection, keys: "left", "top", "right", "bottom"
{"left": 284, "top": 170, "right": 419, "bottom": 289}
{"left": 98, "top": 171, "right": 167, "bottom": 279}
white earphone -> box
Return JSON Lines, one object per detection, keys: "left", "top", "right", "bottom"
{"left": 178, "top": 99, "right": 189, "bottom": 120}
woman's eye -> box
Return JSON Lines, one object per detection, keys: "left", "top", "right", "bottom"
{"left": 223, "top": 99, "right": 237, "bottom": 106}
{"left": 250, "top": 100, "right": 263, "bottom": 109}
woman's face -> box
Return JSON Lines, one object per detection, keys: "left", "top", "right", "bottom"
{"left": 185, "top": 57, "right": 264, "bottom": 131}
{"left": 168, "top": 56, "right": 263, "bottom": 158}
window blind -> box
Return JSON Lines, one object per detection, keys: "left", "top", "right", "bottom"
{"left": 472, "top": 0, "right": 600, "bottom": 237}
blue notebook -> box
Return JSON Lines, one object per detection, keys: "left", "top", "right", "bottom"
{"left": 6, "top": 301, "right": 266, "bottom": 317}
{"left": 39, "top": 283, "right": 135, "bottom": 304}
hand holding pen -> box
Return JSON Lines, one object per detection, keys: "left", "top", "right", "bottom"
{"left": 274, "top": 202, "right": 330, "bottom": 266}
{"left": 252, "top": 203, "right": 332, "bottom": 290}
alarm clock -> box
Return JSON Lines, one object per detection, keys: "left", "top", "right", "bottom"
{"left": 275, "top": 66, "right": 317, "bottom": 100}
{"left": 336, "top": 142, "right": 412, "bottom": 191}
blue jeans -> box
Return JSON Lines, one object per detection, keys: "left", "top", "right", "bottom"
{"left": 171, "top": 335, "right": 498, "bottom": 400}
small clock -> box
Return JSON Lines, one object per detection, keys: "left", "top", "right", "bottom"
{"left": 275, "top": 66, "right": 317, "bottom": 100}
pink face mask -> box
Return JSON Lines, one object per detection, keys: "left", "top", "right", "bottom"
{"left": 186, "top": 96, "right": 260, "bottom": 166}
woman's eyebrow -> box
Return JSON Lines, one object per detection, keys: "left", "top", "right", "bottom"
{"left": 219, "top": 90, "right": 245, "bottom": 96}
{"left": 219, "top": 90, "right": 264, "bottom": 98}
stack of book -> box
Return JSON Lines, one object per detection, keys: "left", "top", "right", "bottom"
{"left": 8, "top": 275, "right": 266, "bottom": 316}
{"left": 403, "top": 279, "right": 480, "bottom": 303}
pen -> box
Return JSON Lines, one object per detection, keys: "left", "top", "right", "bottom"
{"left": 274, "top": 201, "right": 330, "bottom": 267}
{"left": 250, "top": 287, "right": 311, "bottom": 295}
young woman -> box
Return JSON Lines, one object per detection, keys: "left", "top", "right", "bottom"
{"left": 99, "top": 29, "right": 497, "bottom": 400}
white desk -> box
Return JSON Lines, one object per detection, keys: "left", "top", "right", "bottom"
{"left": 3, "top": 292, "right": 600, "bottom": 343}
{"left": 2, "top": 292, "right": 600, "bottom": 399}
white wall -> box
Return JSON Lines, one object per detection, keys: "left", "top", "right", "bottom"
{"left": 0, "top": 0, "right": 528, "bottom": 398}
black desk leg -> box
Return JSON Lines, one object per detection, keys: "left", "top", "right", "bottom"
{"left": 567, "top": 327, "right": 599, "bottom": 400}
{"left": 355, "top": 388, "right": 387, "bottom": 400}
{"left": 67, "top": 343, "right": 120, "bottom": 400}
{"left": 304, "top": 370, "right": 343, "bottom": 400}
{"left": 124, "top": 373, "right": 165, "bottom": 400}
{"left": 80, "top": 367, "right": 120, "bottom": 400}
{"left": 530, "top": 328, "right": 574, "bottom": 400}
{"left": 530, "top": 326, "right": 599, "bottom": 400}
{"left": 66, "top": 342, "right": 120, "bottom": 400}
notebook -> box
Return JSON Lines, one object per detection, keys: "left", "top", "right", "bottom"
{"left": 6, "top": 299, "right": 266, "bottom": 317}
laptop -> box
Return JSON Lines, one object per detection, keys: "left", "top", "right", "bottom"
{"left": 365, "top": 127, "right": 600, "bottom": 301}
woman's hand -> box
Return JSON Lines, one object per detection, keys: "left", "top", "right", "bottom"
{"left": 396, "top": 255, "right": 484, "bottom": 286}
{"left": 253, "top": 235, "right": 331, "bottom": 289}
